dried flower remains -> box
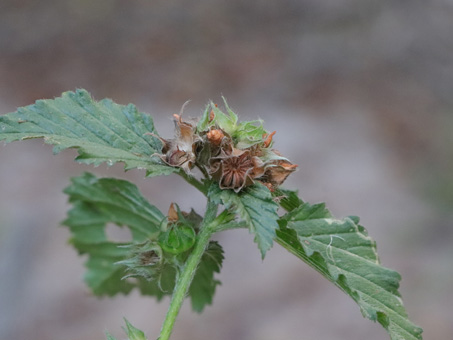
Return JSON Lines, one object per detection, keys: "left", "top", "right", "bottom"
{"left": 155, "top": 100, "right": 297, "bottom": 192}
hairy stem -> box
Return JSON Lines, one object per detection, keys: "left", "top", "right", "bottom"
{"left": 195, "top": 162, "right": 210, "bottom": 180}
{"left": 177, "top": 170, "right": 208, "bottom": 195}
{"left": 158, "top": 199, "right": 217, "bottom": 340}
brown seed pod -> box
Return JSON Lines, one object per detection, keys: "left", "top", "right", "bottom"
{"left": 207, "top": 129, "right": 225, "bottom": 146}
{"left": 263, "top": 160, "right": 298, "bottom": 189}
{"left": 211, "top": 150, "right": 255, "bottom": 192}
{"left": 154, "top": 113, "right": 200, "bottom": 173}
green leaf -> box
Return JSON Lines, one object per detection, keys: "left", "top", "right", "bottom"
{"left": 196, "top": 98, "right": 240, "bottom": 135}
{"left": 122, "top": 318, "right": 147, "bottom": 340}
{"left": 64, "top": 172, "right": 164, "bottom": 241}
{"left": 62, "top": 172, "right": 167, "bottom": 297}
{"left": 233, "top": 120, "right": 267, "bottom": 149}
{"left": 105, "top": 332, "right": 118, "bottom": 340}
{"left": 73, "top": 241, "right": 136, "bottom": 296}
{"left": 106, "top": 319, "right": 148, "bottom": 340}
{"left": 197, "top": 100, "right": 269, "bottom": 149}
{"left": 63, "top": 173, "right": 224, "bottom": 311}
{"left": 189, "top": 241, "right": 224, "bottom": 312}
{"left": 276, "top": 197, "right": 423, "bottom": 340}
{"left": 209, "top": 101, "right": 238, "bottom": 135}
{"left": 273, "top": 188, "right": 303, "bottom": 212}
{"left": 0, "top": 89, "right": 175, "bottom": 176}
{"left": 196, "top": 104, "right": 213, "bottom": 132}
{"left": 209, "top": 183, "right": 279, "bottom": 258}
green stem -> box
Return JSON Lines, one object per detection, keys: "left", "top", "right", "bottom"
{"left": 213, "top": 220, "right": 248, "bottom": 233}
{"left": 177, "top": 170, "right": 208, "bottom": 195}
{"left": 158, "top": 200, "right": 217, "bottom": 340}
{"left": 195, "top": 162, "right": 210, "bottom": 180}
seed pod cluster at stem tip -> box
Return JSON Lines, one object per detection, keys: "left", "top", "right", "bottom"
{"left": 156, "top": 101, "right": 298, "bottom": 192}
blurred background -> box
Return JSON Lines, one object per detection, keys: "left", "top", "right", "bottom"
{"left": 0, "top": 1, "right": 452, "bottom": 339}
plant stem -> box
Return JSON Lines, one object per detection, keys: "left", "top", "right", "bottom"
{"left": 158, "top": 200, "right": 217, "bottom": 340}
{"left": 177, "top": 170, "right": 208, "bottom": 195}
{"left": 195, "top": 162, "right": 210, "bottom": 180}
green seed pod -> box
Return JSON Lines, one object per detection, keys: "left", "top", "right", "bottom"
{"left": 158, "top": 223, "right": 196, "bottom": 254}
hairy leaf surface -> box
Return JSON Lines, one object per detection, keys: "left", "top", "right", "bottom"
{"left": 0, "top": 89, "right": 175, "bottom": 176}
{"left": 63, "top": 173, "right": 223, "bottom": 311}
{"left": 276, "top": 194, "right": 423, "bottom": 340}
{"left": 209, "top": 183, "right": 279, "bottom": 258}
{"left": 63, "top": 172, "right": 166, "bottom": 296}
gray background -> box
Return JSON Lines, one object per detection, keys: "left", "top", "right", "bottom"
{"left": 1, "top": 1, "right": 452, "bottom": 339}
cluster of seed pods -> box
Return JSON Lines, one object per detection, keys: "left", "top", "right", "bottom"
{"left": 156, "top": 104, "right": 297, "bottom": 193}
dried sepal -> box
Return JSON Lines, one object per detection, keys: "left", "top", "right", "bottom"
{"left": 263, "top": 160, "right": 298, "bottom": 191}
{"left": 205, "top": 121, "right": 297, "bottom": 192}
{"left": 155, "top": 113, "right": 200, "bottom": 173}
{"left": 262, "top": 131, "right": 276, "bottom": 148}
{"left": 173, "top": 113, "right": 196, "bottom": 148}
{"left": 116, "top": 241, "right": 163, "bottom": 281}
{"left": 167, "top": 203, "right": 179, "bottom": 222}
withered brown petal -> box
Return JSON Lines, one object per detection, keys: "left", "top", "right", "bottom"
{"left": 263, "top": 131, "right": 276, "bottom": 148}
{"left": 266, "top": 161, "right": 298, "bottom": 186}
{"left": 173, "top": 114, "right": 195, "bottom": 145}
{"left": 167, "top": 203, "right": 179, "bottom": 222}
{"left": 167, "top": 148, "right": 189, "bottom": 166}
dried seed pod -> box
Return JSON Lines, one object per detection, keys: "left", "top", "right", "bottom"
{"left": 155, "top": 113, "right": 200, "bottom": 173}
{"left": 207, "top": 129, "right": 225, "bottom": 146}
{"left": 154, "top": 102, "right": 297, "bottom": 192}
{"left": 211, "top": 150, "right": 256, "bottom": 192}
{"left": 263, "top": 160, "right": 298, "bottom": 189}
{"left": 172, "top": 114, "right": 195, "bottom": 148}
